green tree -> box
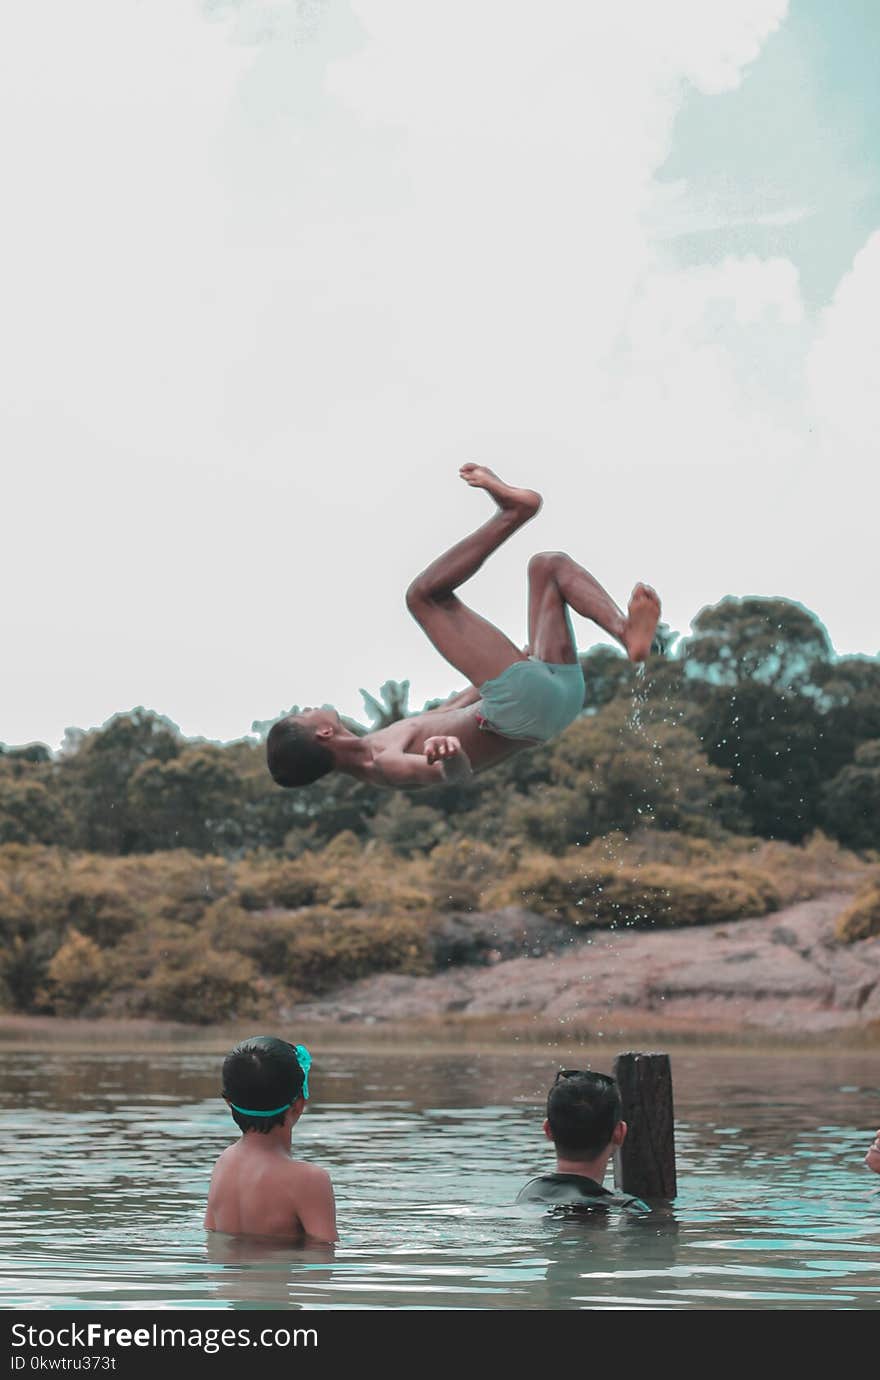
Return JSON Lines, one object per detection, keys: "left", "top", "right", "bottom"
{"left": 0, "top": 743, "right": 52, "bottom": 764}
{"left": 128, "top": 745, "right": 243, "bottom": 853}
{"left": 0, "top": 766, "right": 72, "bottom": 846}
{"left": 821, "top": 740, "right": 880, "bottom": 853}
{"left": 59, "top": 709, "right": 181, "bottom": 853}
{"left": 697, "top": 682, "right": 828, "bottom": 841}
{"left": 650, "top": 621, "right": 681, "bottom": 658}
{"left": 359, "top": 680, "right": 411, "bottom": 729}
{"left": 505, "top": 701, "right": 742, "bottom": 852}
{"left": 813, "top": 657, "right": 880, "bottom": 774}
{"left": 579, "top": 647, "right": 634, "bottom": 711}
{"left": 681, "top": 597, "right": 833, "bottom": 691}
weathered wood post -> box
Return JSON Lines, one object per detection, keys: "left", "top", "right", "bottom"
{"left": 613, "top": 1051, "right": 676, "bottom": 1200}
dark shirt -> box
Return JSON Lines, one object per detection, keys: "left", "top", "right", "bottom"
{"left": 516, "top": 1172, "right": 650, "bottom": 1213}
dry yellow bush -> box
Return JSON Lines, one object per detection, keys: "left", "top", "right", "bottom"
{"left": 142, "top": 943, "right": 263, "bottom": 1024}
{"left": 484, "top": 850, "right": 781, "bottom": 928}
{"left": 234, "top": 856, "right": 332, "bottom": 911}
{"left": 235, "top": 846, "right": 417, "bottom": 914}
{"left": 748, "top": 833, "right": 868, "bottom": 906}
{"left": 836, "top": 883, "right": 880, "bottom": 944}
{"left": 0, "top": 845, "right": 72, "bottom": 935}
{"left": 206, "top": 900, "right": 431, "bottom": 993}
{"left": 42, "top": 927, "right": 108, "bottom": 1015}
{"left": 0, "top": 830, "right": 871, "bottom": 1020}
{"left": 428, "top": 837, "right": 509, "bottom": 912}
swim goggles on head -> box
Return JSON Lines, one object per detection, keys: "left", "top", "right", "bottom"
{"left": 229, "top": 1043, "right": 312, "bottom": 1116}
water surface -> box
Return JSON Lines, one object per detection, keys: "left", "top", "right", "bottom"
{"left": 2, "top": 1048, "right": 878, "bottom": 1310}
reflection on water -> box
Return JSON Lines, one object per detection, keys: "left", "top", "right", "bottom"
{"left": 1, "top": 1049, "right": 878, "bottom": 1309}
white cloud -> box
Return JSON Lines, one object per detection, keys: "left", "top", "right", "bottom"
{"left": 3, "top": 0, "right": 878, "bottom": 748}
{"left": 660, "top": 0, "right": 789, "bottom": 94}
{"left": 647, "top": 181, "right": 812, "bottom": 239}
{"left": 806, "top": 230, "right": 880, "bottom": 446}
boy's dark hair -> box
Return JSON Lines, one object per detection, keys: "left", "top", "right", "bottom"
{"left": 266, "top": 716, "right": 334, "bottom": 788}
{"left": 222, "top": 1035, "right": 305, "bottom": 1134}
{"left": 546, "top": 1070, "right": 622, "bottom": 1157}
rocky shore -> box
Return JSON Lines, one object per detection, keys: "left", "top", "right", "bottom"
{"left": 288, "top": 891, "right": 880, "bottom": 1040}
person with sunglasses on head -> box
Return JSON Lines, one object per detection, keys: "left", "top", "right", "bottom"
{"left": 517, "top": 1069, "right": 650, "bottom": 1213}
{"left": 204, "top": 1035, "right": 338, "bottom": 1242}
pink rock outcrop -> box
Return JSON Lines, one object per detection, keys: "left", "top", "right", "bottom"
{"left": 289, "top": 892, "right": 880, "bottom": 1037}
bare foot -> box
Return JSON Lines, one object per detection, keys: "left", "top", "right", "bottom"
{"left": 459, "top": 463, "right": 542, "bottom": 519}
{"left": 622, "top": 583, "right": 661, "bottom": 662}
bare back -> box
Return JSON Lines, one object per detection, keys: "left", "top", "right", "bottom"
{"left": 205, "top": 1139, "right": 337, "bottom": 1242}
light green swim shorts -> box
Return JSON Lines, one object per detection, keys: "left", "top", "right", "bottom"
{"left": 477, "top": 658, "right": 585, "bottom": 743}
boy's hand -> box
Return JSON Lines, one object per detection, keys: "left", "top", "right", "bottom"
{"left": 867, "top": 1132, "right": 880, "bottom": 1175}
{"left": 424, "top": 735, "right": 462, "bottom": 764}
{"left": 424, "top": 735, "right": 473, "bottom": 783}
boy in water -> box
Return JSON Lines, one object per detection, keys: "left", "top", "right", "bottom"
{"left": 267, "top": 464, "right": 660, "bottom": 790}
{"left": 517, "top": 1069, "right": 649, "bottom": 1213}
{"left": 204, "top": 1036, "right": 338, "bottom": 1242}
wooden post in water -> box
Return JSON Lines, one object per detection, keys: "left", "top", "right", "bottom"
{"left": 612, "top": 1052, "right": 676, "bottom": 1200}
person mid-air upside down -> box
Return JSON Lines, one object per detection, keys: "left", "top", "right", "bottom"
{"left": 267, "top": 465, "right": 660, "bottom": 790}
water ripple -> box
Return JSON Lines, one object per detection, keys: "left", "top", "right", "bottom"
{"left": 1, "top": 1049, "right": 878, "bottom": 1309}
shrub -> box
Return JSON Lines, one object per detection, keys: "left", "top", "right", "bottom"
{"left": 428, "top": 837, "right": 506, "bottom": 912}
{"left": 0, "top": 830, "right": 870, "bottom": 1019}
{"left": 0, "top": 932, "right": 62, "bottom": 1011}
{"left": 0, "top": 845, "right": 71, "bottom": 937}
{"left": 370, "top": 796, "right": 448, "bottom": 856}
{"left": 60, "top": 875, "right": 140, "bottom": 948}
{"left": 42, "top": 928, "right": 109, "bottom": 1015}
{"left": 147, "top": 852, "right": 232, "bottom": 926}
{"left": 836, "top": 883, "right": 880, "bottom": 944}
{"left": 748, "top": 832, "right": 867, "bottom": 905}
{"left": 485, "top": 851, "right": 780, "bottom": 928}
{"left": 234, "top": 857, "right": 332, "bottom": 911}
{"left": 141, "top": 942, "right": 262, "bottom": 1024}
{"left": 206, "top": 901, "right": 431, "bottom": 994}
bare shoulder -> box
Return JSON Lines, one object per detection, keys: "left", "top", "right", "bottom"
{"left": 209, "top": 1145, "right": 236, "bottom": 1177}
{"left": 285, "top": 1159, "right": 335, "bottom": 1202}
{"left": 287, "top": 1159, "right": 333, "bottom": 1187}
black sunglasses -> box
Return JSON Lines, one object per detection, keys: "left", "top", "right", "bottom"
{"left": 553, "top": 1069, "right": 616, "bottom": 1087}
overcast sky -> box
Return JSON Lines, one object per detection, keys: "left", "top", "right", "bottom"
{"left": 3, "top": 0, "right": 879, "bottom": 749}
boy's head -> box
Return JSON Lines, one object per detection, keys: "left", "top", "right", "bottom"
{"left": 544, "top": 1070, "right": 626, "bottom": 1160}
{"left": 222, "top": 1035, "right": 310, "bottom": 1134}
{"left": 266, "top": 708, "right": 341, "bottom": 787}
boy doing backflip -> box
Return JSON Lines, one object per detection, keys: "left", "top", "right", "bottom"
{"left": 267, "top": 465, "right": 660, "bottom": 790}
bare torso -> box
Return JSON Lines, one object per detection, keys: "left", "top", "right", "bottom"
{"left": 361, "top": 702, "right": 529, "bottom": 782}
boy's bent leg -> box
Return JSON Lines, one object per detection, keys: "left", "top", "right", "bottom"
{"left": 406, "top": 465, "right": 540, "bottom": 686}
{"left": 528, "top": 551, "right": 659, "bottom": 664}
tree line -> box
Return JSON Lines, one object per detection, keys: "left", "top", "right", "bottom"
{"left": 2, "top": 595, "right": 879, "bottom": 859}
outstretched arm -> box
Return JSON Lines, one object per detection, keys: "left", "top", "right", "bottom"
{"left": 371, "top": 737, "right": 474, "bottom": 789}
